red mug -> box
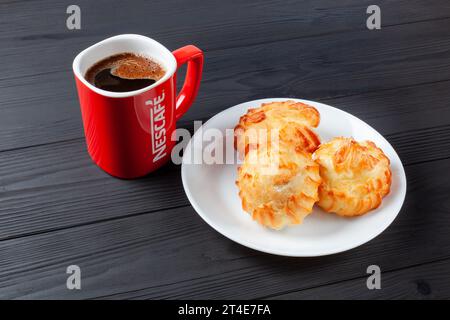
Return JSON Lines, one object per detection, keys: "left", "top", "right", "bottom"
{"left": 73, "top": 34, "right": 203, "bottom": 178}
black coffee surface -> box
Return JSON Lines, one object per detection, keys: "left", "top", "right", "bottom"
{"left": 94, "top": 69, "right": 156, "bottom": 92}
{"left": 85, "top": 53, "right": 165, "bottom": 92}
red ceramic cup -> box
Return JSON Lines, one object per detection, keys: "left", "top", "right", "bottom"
{"left": 73, "top": 35, "right": 203, "bottom": 178}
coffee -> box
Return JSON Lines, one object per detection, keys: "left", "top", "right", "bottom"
{"left": 85, "top": 53, "right": 165, "bottom": 92}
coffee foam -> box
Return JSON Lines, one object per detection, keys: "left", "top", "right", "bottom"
{"left": 85, "top": 53, "right": 165, "bottom": 83}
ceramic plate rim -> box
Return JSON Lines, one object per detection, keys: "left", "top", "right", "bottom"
{"left": 181, "top": 98, "right": 407, "bottom": 257}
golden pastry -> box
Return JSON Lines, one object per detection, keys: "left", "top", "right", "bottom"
{"left": 313, "top": 137, "right": 392, "bottom": 216}
{"left": 234, "top": 100, "right": 320, "bottom": 156}
{"left": 236, "top": 135, "right": 321, "bottom": 230}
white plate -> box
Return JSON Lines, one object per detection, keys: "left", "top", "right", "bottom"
{"left": 181, "top": 98, "right": 407, "bottom": 257}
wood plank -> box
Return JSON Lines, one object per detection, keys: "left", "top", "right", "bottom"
{"left": 1, "top": 0, "right": 448, "bottom": 300}
{"left": 2, "top": 0, "right": 448, "bottom": 85}
{"left": 1, "top": 80, "right": 450, "bottom": 240}
{"left": 321, "top": 81, "right": 450, "bottom": 136}
{"left": 1, "top": 16, "right": 450, "bottom": 151}
{"left": 268, "top": 258, "right": 450, "bottom": 299}
{"left": 2, "top": 0, "right": 448, "bottom": 53}
{"left": 324, "top": 81, "right": 450, "bottom": 165}
{"left": 0, "top": 139, "right": 186, "bottom": 240}
{"left": 0, "top": 157, "right": 449, "bottom": 299}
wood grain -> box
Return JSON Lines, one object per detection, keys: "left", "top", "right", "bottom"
{"left": 0, "top": 157, "right": 449, "bottom": 299}
{"left": 0, "top": 80, "right": 449, "bottom": 240}
{"left": 0, "top": 139, "right": 186, "bottom": 240}
{"left": 0, "top": 11, "right": 450, "bottom": 151}
{"left": 2, "top": 0, "right": 449, "bottom": 53}
{"left": 268, "top": 258, "right": 450, "bottom": 299}
{"left": 0, "top": 0, "right": 449, "bottom": 300}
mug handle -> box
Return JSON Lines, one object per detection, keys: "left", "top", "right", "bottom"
{"left": 172, "top": 45, "right": 204, "bottom": 121}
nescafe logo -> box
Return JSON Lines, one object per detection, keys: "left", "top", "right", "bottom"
{"left": 146, "top": 92, "right": 167, "bottom": 163}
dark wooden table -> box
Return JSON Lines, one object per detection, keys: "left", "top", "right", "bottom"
{"left": 1, "top": 0, "right": 450, "bottom": 300}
